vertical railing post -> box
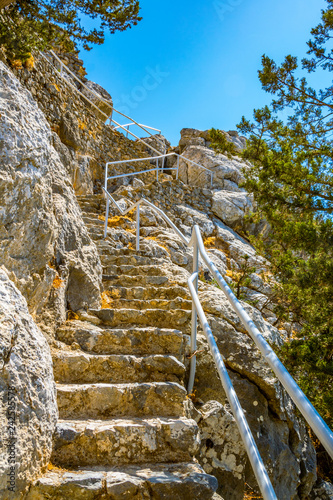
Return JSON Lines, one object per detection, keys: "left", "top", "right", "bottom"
{"left": 104, "top": 164, "right": 109, "bottom": 239}
{"left": 156, "top": 158, "right": 159, "bottom": 182}
{"left": 162, "top": 147, "right": 166, "bottom": 171}
{"left": 188, "top": 232, "right": 199, "bottom": 394}
{"left": 136, "top": 203, "right": 141, "bottom": 251}
{"left": 176, "top": 155, "right": 180, "bottom": 180}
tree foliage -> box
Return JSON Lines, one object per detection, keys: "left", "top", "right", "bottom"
{"left": 208, "top": 128, "right": 238, "bottom": 158}
{"left": 0, "top": 0, "right": 141, "bottom": 61}
{"left": 236, "top": 0, "right": 333, "bottom": 428}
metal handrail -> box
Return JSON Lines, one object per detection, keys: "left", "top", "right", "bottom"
{"left": 112, "top": 122, "right": 162, "bottom": 134}
{"left": 41, "top": 50, "right": 166, "bottom": 155}
{"left": 101, "top": 186, "right": 333, "bottom": 489}
{"left": 105, "top": 152, "right": 214, "bottom": 188}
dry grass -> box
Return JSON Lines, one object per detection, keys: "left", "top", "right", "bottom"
{"left": 52, "top": 276, "right": 64, "bottom": 289}
{"left": 101, "top": 290, "right": 113, "bottom": 309}
{"left": 146, "top": 236, "right": 170, "bottom": 255}
{"left": 67, "top": 311, "right": 79, "bottom": 321}
{"left": 204, "top": 236, "right": 217, "bottom": 247}
{"left": 10, "top": 59, "right": 23, "bottom": 70}
{"left": 78, "top": 118, "right": 87, "bottom": 130}
{"left": 24, "top": 55, "right": 34, "bottom": 70}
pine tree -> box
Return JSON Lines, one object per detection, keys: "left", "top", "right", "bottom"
{"left": 236, "top": 0, "right": 333, "bottom": 428}
{"left": 0, "top": 0, "right": 141, "bottom": 62}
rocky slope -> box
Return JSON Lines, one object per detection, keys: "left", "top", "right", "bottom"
{"left": 0, "top": 51, "right": 331, "bottom": 499}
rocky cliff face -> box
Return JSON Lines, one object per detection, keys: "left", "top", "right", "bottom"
{"left": 0, "top": 269, "right": 57, "bottom": 499}
{"left": 0, "top": 61, "right": 102, "bottom": 335}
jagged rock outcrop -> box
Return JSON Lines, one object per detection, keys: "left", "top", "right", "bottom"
{"left": 0, "top": 269, "right": 57, "bottom": 500}
{"left": 0, "top": 61, "right": 102, "bottom": 333}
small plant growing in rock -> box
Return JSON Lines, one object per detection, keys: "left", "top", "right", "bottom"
{"left": 227, "top": 255, "right": 256, "bottom": 300}
{"left": 208, "top": 128, "right": 238, "bottom": 158}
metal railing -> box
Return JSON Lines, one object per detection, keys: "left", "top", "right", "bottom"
{"left": 102, "top": 186, "right": 333, "bottom": 500}
{"left": 40, "top": 50, "right": 215, "bottom": 185}
{"left": 112, "top": 122, "right": 162, "bottom": 138}
{"left": 105, "top": 152, "right": 214, "bottom": 189}
{"left": 40, "top": 50, "right": 166, "bottom": 157}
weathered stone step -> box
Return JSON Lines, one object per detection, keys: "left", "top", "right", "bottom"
{"left": 89, "top": 307, "right": 191, "bottom": 329}
{"left": 53, "top": 351, "right": 185, "bottom": 384}
{"left": 77, "top": 195, "right": 104, "bottom": 202}
{"left": 100, "top": 254, "right": 166, "bottom": 266}
{"left": 105, "top": 284, "right": 189, "bottom": 300}
{"left": 57, "top": 382, "right": 186, "bottom": 419}
{"left": 102, "top": 274, "right": 170, "bottom": 286}
{"left": 102, "top": 297, "right": 192, "bottom": 312}
{"left": 102, "top": 264, "right": 167, "bottom": 277}
{"left": 28, "top": 463, "right": 218, "bottom": 499}
{"left": 82, "top": 215, "right": 105, "bottom": 226}
{"left": 56, "top": 322, "right": 188, "bottom": 358}
{"left": 52, "top": 418, "right": 199, "bottom": 468}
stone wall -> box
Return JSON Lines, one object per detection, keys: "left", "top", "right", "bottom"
{"left": 2, "top": 51, "right": 151, "bottom": 196}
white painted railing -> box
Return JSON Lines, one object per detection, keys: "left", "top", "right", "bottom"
{"left": 112, "top": 123, "right": 162, "bottom": 138}
{"left": 39, "top": 50, "right": 166, "bottom": 156}
{"left": 105, "top": 152, "right": 214, "bottom": 188}
{"left": 101, "top": 186, "right": 333, "bottom": 500}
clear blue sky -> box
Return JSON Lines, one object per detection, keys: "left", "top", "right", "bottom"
{"left": 81, "top": 0, "right": 328, "bottom": 146}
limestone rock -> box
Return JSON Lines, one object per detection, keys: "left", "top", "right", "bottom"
{"left": 186, "top": 400, "right": 247, "bottom": 500}
{"left": 0, "top": 61, "right": 102, "bottom": 328}
{"left": 80, "top": 80, "right": 113, "bottom": 120}
{"left": 212, "top": 190, "right": 253, "bottom": 229}
{"left": 178, "top": 145, "right": 248, "bottom": 190}
{"left": 0, "top": 270, "right": 57, "bottom": 499}
{"left": 59, "top": 110, "right": 82, "bottom": 151}
{"left": 310, "top": 479, "right": 333, "bottom": 500}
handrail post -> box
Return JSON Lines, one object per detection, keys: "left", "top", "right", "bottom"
{"left": 104, "top": 197, "right": 110, "bottom": 239}
{"left": 156, "top": 158, "right": 159, "bottom": 182}
{"left": 162, "top": 147, "right": 166, "bottom": 171}
{"left": 136, "top": 203, "right": 141, "bottom": 251}
{"left": 176, "top": 156, "right": 180, "bottom": 180}
{"left": 188, "top": 232, "right": 199, "bottom": 394}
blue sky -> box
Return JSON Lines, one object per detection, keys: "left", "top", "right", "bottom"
{"left": 81, "top": 0, "right": 328, "bottom": 146}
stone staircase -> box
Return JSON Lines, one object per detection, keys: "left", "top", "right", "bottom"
{"left": 27, "top": 194, "right": 219, "bottom": 499}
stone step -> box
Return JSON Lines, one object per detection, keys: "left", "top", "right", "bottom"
{"left": 77, "top": 195, "right": 104, "bottom": 201}
{"left": 51, "top": 418, "right": 199, "bottom": 468}
{"left": 100, "top": 254, "right": 166, "bottom": 266}
{"left": 89, "top": 308, "right": 191, "bottom": 330}
{"left": 53, "top": 351, "right": 185, "bottom": 384}
{"left": 105, "top": 284, "right": 189, "bottom": 300}
{"left": 56, "top": 322, "right": 188, "bottom": 358}
{"left": 102, "top": 274, "right": 170, "bottom": 287}
{"left": 28, "top": 463, "right": 218, "bottom": 499}
{"left": 82, "top": 215, "right": 105, "bottom": 226}
{"left": 102, "top": 297, "right": 192, "bottom": 312}
{"left": 57, "top": 382, "right": 187, "bottom": 419}
{"left": 102, "top": 264, "right": 167, "bottom": 277}
{"left": 96, "top": 243, "right": 157, "bottom": 256}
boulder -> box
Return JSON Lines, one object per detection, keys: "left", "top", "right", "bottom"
{"left": 0, "top": 61, "right": 102, "bottom": 331}
{"left": 80, "top": 80, "right": 113, "bottom": 120}
{"left": 177, "top": 145, "right": 247, "bottom": 190}
{"left": 59, "top": 110, "right": 82, "bottom": 151}
{"left": 212, "top": 190, "right": 253, "bottom": 229}
{"left": 185, "top": 400, "right": 247, "bottom": 500}
{"left": 0, "top": 269, "right": 57, "bottom": 499}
